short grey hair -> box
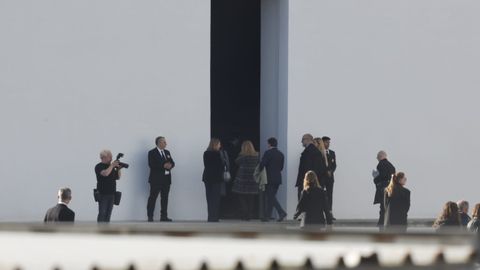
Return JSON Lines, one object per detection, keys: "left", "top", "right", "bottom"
{"left": 58, "top": 188, "right": 72, "bottom": 202}
{"left": 377, "top": 150, "right": 387, "bottom": 160}
{"left": 457, "top": 200, "right": 469, "bottom": 212}
{"left": 100, "top": 149, "right": 112, "bottom": 158}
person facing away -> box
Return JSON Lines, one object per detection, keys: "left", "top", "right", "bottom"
{"left": 457, "top": 200, "right": 471, "bottom": 227}
{"left": 202, "top": 138, "right": 224, "bottom": 222}
{"left": 322, "top": 136, "right": 336, "bottom": 217}
{"left": 95, "top": 149, "right": 121, "bottom": 223}
{"left": 384, "top": 172, "right": 410, "bottom": 231}
{"left": 294, "top": 171, "right": 332, "bottom": 228}
{"left": 372, "top": 150, "right": 396, "bottom": 229}
{"left": 44, "top": 188, "right": 75, "bottom": 223}
{"left": 433, "top": 201, "right": 461, "bottom": 232}
{"left": 296, "top": 134, "right": 325, "bottom": 200}
{"left": 258, "top": 137, "right": 287, "bottom": 222}
{"left": 232, "top": 140, "right": 260, "bottom": 221}
{"left": 467, "top": 203, "right": 480, "bottom": 233}
{"left": 147, "top": 136, "right": 175, "bottom": 222}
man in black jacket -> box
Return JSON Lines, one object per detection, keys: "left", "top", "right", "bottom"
{"left": 259, "top": 137, "right": 287, "bottom": 222}
{"left": 373, "top": 150, "right": 396, "bottom": 229}
{"left": 147, "top": 136, "right": 175, "bottom": 222}
{"left": 296, "top": 134, "right": 324, "bottom": 199}
{"left": 322, "top": 136, "right": 336, "bottom": 218}
{"left": 44, "top": 188, "right": 75, "bottom": 223}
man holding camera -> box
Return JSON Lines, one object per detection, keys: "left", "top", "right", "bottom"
{"left": 147, "top": 136, "right": 175, "bottom": 222}
{"left": 95, "top": 149, "right": 122, "bottom": 222}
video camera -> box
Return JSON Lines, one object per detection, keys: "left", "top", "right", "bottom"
{"left": 115, "top": 153, "right": 129, "bottom": 169}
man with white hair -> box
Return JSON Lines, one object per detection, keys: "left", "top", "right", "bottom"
{"left": 95, "top": 149, "right": 122, "bottom": 222}
{"left": 372, "top": 150, "right": 395, "bottom": 230}
{"left": 457, "top": 200, "right": 471, "bottom": 226}
{"left": 44, "top": 188, "right": 75, "bottom": 223}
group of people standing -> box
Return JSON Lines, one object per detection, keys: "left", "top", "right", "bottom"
{"left": 203, "top": 137, "right": 287, "bottom": 222}
{"left": 433, "top": 200, "right": 480, "bottom": 233}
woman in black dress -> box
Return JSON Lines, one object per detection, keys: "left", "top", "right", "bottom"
{"left": 384, "top": 172, "right": 410, "bottom": 232}
{"left": 294, "top": 171, "right": 332, "bottom": 228}
{"left": 202, "top": 138, "right": 224, "bottom": 222}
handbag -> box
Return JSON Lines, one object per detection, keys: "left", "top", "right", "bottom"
{"left": 223, "top": 171, "right": 231, "bottom": 182}
{"left": 114, "top": 191, "right": 122, "bottom": 205}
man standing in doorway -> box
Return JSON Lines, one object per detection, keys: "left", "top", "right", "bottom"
{"left": 322, "top": 136, "right": 336, "bottom": 219}
{"left": 373, "top": 150, "right": 395, "bottom": 230}
{"left": 259, "top": 137, "right": 287, "bottom": 222}
{"left": 296, "top": 134, "right": 323, "bottom": 199}
{"left": 147, "top": 136, "right": 175, "bottom": 222}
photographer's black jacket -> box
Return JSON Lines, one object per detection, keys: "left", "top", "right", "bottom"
{"left": 95, "top": 162, "right": 119, "bottom": 195}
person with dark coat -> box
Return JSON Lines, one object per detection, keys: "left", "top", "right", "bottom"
{"left": 147, "top": 136, "right": 175, "bottom": 222}
{"left": 44, "top": 188, "right": 75, "bottom": 223}
{"left": 259, "top": 137, "right": 287, "bottom": 222}
{"left": 296, "top": 134, "right": 326, "bottom": 200}
{"left": 467, "top": 204, "right": 480, "bottom": 233}
{"left": 322, "top": 136, "right": 337, "bottom": 218}
{"left": 232, "top": 140, "right": 260, "bottom": 220}
{"left": 384, "top": 172, "right": 410, "bottom": 232}
{"left": 433, "top": 201, "right": 462, "bottom": 232}
{"left": 457, "top": 200, "right": 471, "bottom": 227}
{"left": 202, "top": 138, "right": 224, "bottom": 222}
{"left": 372, "top": 150, "right": 396, "bottom": 229}
{"left": 294, "top": 171, "right": 332, "bottom": 228}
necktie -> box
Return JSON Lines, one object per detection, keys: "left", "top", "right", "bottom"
{"left": 161, "top": 150, "right": 166, "bottom": 159}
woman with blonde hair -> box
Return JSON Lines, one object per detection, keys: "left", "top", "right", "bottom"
{"left": 384, "top": 172, "right": 410, "bottom": 231}
{"left": 294, "top": 171, "right": 332, "bottom": 227}
{"left": 433, "top": 201, "right": 461, "bottom": 232}
{"left": 232, "top": 140, "right": 259, "bottom": 220}
{"left": 467, "top": 204, "right": 480, "bottom": 233}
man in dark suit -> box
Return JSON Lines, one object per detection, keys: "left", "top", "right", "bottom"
{"left": 296, "top": 134, "right": 325, "bottom": 200}
{"left": 322, "top": 136, "right": 336, "bottom": 218}
{"left": 373, "top": 150, "right": 396, "bottom": 229}
{"left": 44, "top": 188, "right": 75, "bottom": 223}
{"left": 259, "top": 137, "right": 287, "bottom": 222}
{"left": 147, "top": 136, "right": 175, "bottom": 222}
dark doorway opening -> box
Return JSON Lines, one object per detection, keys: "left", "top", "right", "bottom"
{"left": 211, "top": 0, "right": 261, "bottom": 219}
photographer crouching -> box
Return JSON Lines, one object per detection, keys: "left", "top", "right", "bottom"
{"left": 94, "top": 150, "right": 128, "bottom": 223}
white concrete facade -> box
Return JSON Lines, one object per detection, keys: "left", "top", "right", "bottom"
{"left": 262, "top": 0, "right": 480, "bottom": 219}
{"left": 0, "top": 1, "right": 210, "bottom": 221}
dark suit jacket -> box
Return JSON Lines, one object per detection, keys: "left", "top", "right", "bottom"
{"left": 202, "top": 150, "right": 224, "bottom": 183}
{"left": 384, "top": 186, "right": 410, "bottom": 227}
{"left": 259, "top": 147, "right": 284, "bottom": 185}
{"left": 326, "top": 149, "right": 336, "bottom": 181}
{"left": 294, "top": 187, "right": 332, "bottom": 227}
{"left": 148, "top": 148, "right": 175, "bottom": 186}
{"left": 44, "top": 203, "right": 75, "bottom": 223}
{"left": 373, "top": 159, "right": 395, "bottom": 204}
{"left": 296, "top": 144, "right": 326, "bottom": 187}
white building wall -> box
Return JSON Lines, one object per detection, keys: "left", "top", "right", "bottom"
{"left": 285, "top": 0, "right": 480, "bottom": 218}
{"left": 0, "top": 1, "right": 210, "bottom": 221}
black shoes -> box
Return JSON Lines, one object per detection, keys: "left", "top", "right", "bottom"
{"left": 277, "top": 213, "right": 287, "bottom": 222}
{"left": 160, "top": 217, "right": 173, "bottom": 222}
{"left": 147, "top": 217, "right": 154, "bottom": 222}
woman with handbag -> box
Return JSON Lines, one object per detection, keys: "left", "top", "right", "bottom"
{"left": 232, "top": 140, "right": 260, "bottom": 221}
{"left": 202, "top": 138, "right": 224, "bottom": 222}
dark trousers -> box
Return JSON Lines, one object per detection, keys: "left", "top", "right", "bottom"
{"left": 97, "top": 194, "right": 115, "bottom": 223}
{"left": 378, "top": 202, "right": 385, "bottom": 229}
{"left": 325, "top": 180, "right": 334, "bottom": 212}
{"left": 265, "top": 184, "right": 286, "bottom": 219}
{"left": 147, "top": 183, "right": 170, "bottom": 219}
{"left": 238, "top": 194, "right": 255, "bottom": 220}
{"left": 205, "top": 181, "right": 222, "bottom": 222}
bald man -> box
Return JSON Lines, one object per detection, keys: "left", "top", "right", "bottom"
{"left": 296, "top": 134, "right": 325, "bottom": 200}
